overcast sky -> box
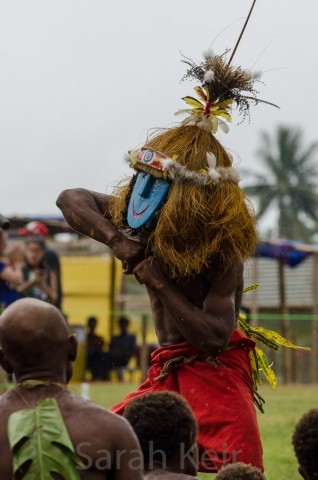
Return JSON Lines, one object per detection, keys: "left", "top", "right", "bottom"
{"left": 1, "top": 0, "right": 317, "bottom": 233}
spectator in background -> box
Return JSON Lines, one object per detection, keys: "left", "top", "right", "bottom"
{"left": 123, "top": 391, "right": 198, "bottom": 479}
{"left": 0, "top": 230, "right": 22, "bottom": 310}
{"left": 86, "top": 316, "right": 104, "bottom": 381}
{"left": 17, "top": 237, "right": 58, "bottom": 305}
{"left": 292, "top": 408, "right": 318, "bottom": 480}
{"left": 18, "top": 221, "right": 63, "bottom": 309}
{"left": 98, "top": 316, "right": 137, "bottom": 381}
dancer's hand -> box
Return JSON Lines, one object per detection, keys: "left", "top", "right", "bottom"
{"left": 133, "top": 256, "right": 165, "bottom": 288}
{"left": 111, "top": 236, "right": 146, "bottom": 274}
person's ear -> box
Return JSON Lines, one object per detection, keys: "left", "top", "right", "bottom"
{"left": 68, "top": 334, "right": 78, "bottom": 362}
{"left": 0, "top": 349, "right": 14, "bottom": 374}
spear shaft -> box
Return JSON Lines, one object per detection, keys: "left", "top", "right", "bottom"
{"left": 228, "top": 0, "right": 257, "bottom": 66}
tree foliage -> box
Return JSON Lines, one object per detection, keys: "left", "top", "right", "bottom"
{"left": 243, "top": 126, "right": 318, "bottom": 241}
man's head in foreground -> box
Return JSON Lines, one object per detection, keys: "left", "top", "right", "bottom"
{"left": 0, "top": 298, "right": 77, "bottom": 384}
{"left": 292, "top": 408, "right": 318, "bottom": 480}
{"left": 123, "top": 391, "right": 198, "bottom": 476}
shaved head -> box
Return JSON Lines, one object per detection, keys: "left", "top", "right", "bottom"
{"left": 0, "top": 298, "right": 75, "bottom": 380}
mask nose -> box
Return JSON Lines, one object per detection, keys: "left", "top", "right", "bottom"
{"left": 137, "top": 174, "right": 155, "bottom": 198}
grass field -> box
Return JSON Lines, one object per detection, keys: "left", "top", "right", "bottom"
{"left": 67, "top": 381, "right": 318, "bottom": 479}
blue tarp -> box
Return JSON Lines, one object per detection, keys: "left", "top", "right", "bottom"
{"left": 255, "top": 241, "right": 310, "bottom": 267}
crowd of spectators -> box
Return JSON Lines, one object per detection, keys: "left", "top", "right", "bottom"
{"left": 0, "top": 222, "right": 62, "bottom": 312}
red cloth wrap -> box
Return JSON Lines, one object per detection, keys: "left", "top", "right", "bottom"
{"left": 111, "top": 328, "right": 263, "bottom": 473}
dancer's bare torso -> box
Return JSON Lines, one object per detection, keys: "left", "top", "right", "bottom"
{"left": 146, "top": 264, "right": 243, "bottom": 347}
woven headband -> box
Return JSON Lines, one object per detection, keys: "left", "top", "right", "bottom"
{"left": 125, "top": 148, "right": 240, "bottom": 186}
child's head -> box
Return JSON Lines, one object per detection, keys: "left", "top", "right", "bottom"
{"left": 292, "top": 408, "right": 318, "bottom": 480}
{"left": 123, "top": 391, "right": 198, "bottom": 476}
{"left": 215, "top": 462, "right": 266, "bottom": 479}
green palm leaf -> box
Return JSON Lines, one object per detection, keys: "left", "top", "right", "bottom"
{"left": 8, "top": 397, "right": 82, "bottom": 480}
{"left": 239, "top": 312, "right": 310, "bottom": 411}
{"left": 254, "top": 346, "right": 278, "bottom": 388}
{"left": 242, "top": 125, "right": 318, "bottom": 240}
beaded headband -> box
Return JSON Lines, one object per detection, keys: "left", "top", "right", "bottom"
{"left": 125, "top": 148, "right": 240, "bottom": 186}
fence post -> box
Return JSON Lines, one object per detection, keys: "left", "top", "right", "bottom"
{"left": 140, "top": 314, "right": 148, "bottom": 382}
{"left": 250, "top": 258, "right": 259, "bottom": 327}
{"left": 311, "top": 254, "right": 318, "bottom": 383}
{"left": 279, "top": 258, "right": 292, "bottom": 383}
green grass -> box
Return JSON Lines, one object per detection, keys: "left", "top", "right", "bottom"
{"left": 256, "top": 384, "right": 318, "bottom": 480}
{"left": 68, "top": 381, "right": 318, "bottom": 479}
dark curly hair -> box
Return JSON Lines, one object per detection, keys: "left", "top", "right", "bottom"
{"left": 215, "top": 462, "right": 266, "bottom": 480}
{"left": 292, "top": 408, "right": 318, "bottom": 479}
{"left": 123, "top": 391, "right": 198, "bottom": 465}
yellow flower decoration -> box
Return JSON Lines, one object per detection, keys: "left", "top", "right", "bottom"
{"left": 175, "top": 86, "right": 233, "bottom": 134}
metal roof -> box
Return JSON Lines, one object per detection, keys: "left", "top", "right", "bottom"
{"left": 243, "top": 256, "right": 317, "bottom": 309}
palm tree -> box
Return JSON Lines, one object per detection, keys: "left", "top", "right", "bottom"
{"left": 243, "top": 126, "right": 318, "bottom": 241}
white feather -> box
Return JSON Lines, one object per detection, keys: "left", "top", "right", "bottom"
{"left": 204, "top": 70, "right": 214, "bottom": 83}
{"left": 124, "top": 152, "right": 131, "bottom": 164}
{"left": 202, "top": 48, "right": 215, "bottom": 60}
{"left": 208, "top": 168, "right": 220, "bottom": 182}
{"left": 218, "top": 119, "right": 230, "bottom": 134}
{"left": 206, "top": 152, "right": 217, "bottom": 168}
{"left": 160, "top": 158, "right": 174, "bottom": 169}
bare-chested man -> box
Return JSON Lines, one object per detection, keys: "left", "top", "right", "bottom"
{"left": 0, "top": 298, "right": 143, "bottom": 480}
{"left": 56, "top": 50, "right": 264, "bottom": 473}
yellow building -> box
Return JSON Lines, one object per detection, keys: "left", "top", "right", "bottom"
{"left": 61, "top": 254, "right": 122, "bottom": 340}
{"left": 60, "top": 254, "right": 122, "bottom": 381}
{"left": 60, "top": 251, "right": 156, "bottom": 382}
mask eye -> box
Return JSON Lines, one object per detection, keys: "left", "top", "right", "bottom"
{"left": 142, "top": 150, "right": 155, "bottom": 163}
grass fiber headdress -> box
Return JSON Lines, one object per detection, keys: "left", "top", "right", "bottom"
{"left": 110, "top": 1, "right": 277, "bottom": 278}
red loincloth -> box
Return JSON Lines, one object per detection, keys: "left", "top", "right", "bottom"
{"left": 111, "top": 328, "right": 263, "bottom": 473}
